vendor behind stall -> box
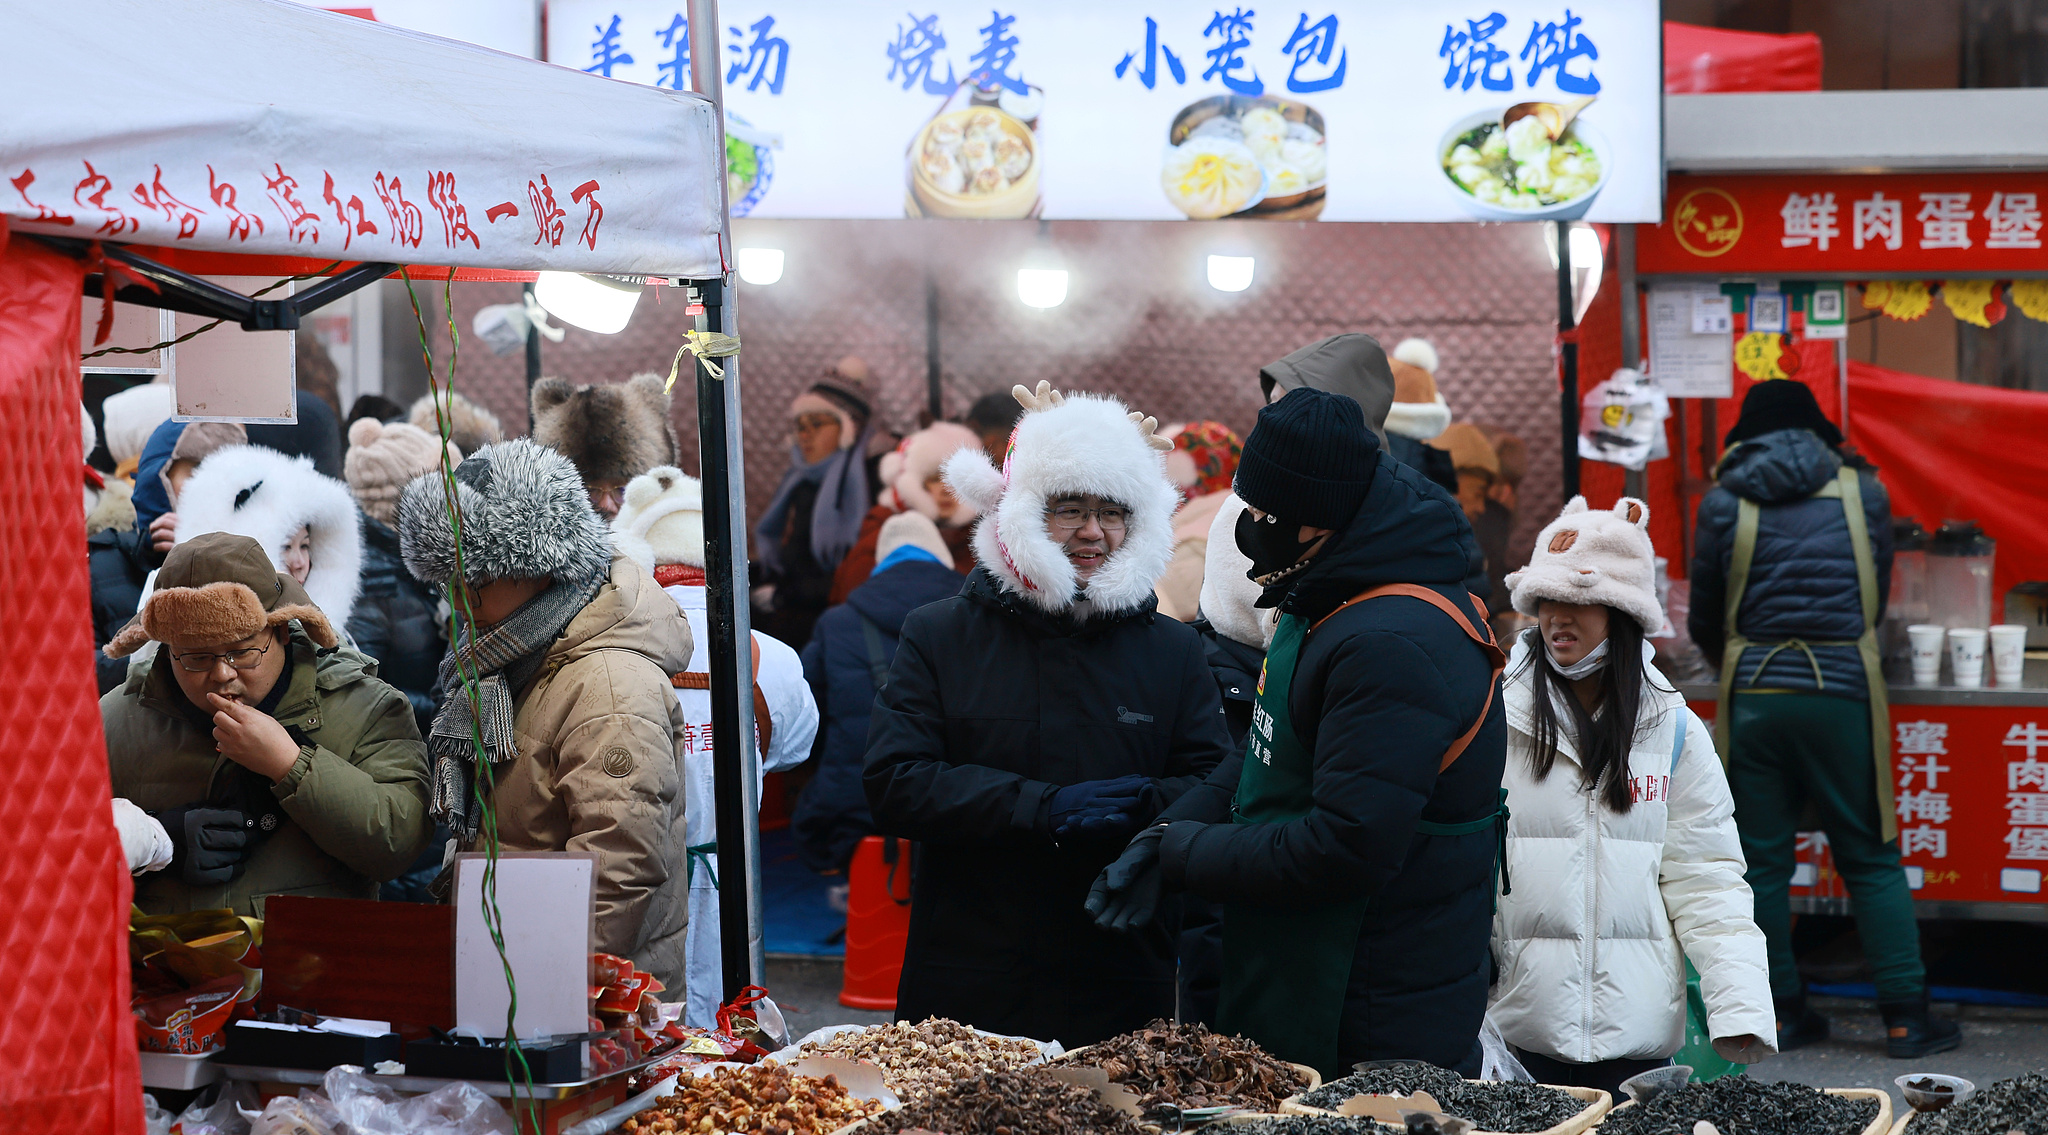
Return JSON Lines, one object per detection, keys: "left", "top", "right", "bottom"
{"left": 101, "top": 532, "right": 432, "bottom": 916}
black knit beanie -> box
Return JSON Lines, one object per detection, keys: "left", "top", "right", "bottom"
{"left": 1724, "top": 379, "right": 1843, "bottom": 449}
{"left": 1234, "top": 387, "right": 1379, "bottom": 528}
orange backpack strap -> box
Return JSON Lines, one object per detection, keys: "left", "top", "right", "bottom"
{"left": 1312, "top": 584, "right": 1506, "bottom": 773}
{"left": 671, "top": 637, "right": 774, "bottom": 753}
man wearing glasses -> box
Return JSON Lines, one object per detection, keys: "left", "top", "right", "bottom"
{"left": 863, "top": 383, "right": 1231, "bottom": 1047}
{"left": 101, "top": 532, "right": 431, "bottom": 916}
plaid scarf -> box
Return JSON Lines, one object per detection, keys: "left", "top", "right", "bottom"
{"left": 428, "top": 569, "right": 604, "bottom": 840}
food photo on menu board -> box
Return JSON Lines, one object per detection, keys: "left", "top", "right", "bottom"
{"left": 543, "top": 2, "right": 1659, "bottom": 224}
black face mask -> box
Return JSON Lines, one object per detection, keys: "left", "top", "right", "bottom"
{"left": 1236, "top": 509, "right": 1322, "bottom": 596}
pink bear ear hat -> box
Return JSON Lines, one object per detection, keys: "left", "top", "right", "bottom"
{"left": 1506, "top": 495, "right": 1666, "bottom": 633}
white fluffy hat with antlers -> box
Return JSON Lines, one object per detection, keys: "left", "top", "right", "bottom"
{"left": 942, "top": 382, "right": 1179, "bottom": 617}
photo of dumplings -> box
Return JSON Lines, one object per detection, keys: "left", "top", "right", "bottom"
{"left": 909, "top": 105, "right": 1040, "bottom": 219}
{"left": 1163, "top": 96, "right": 1327, "bottom": 220}
{"left": 1160, "top": 136, "right": 1265, "bottom": 220}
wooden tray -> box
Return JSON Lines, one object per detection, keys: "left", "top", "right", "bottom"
{"left": 1598, "top": 1087, "right": 1891, "bottom": 1135}
{"left": 1282, "top": 1082, "right": 1612, "bottom": 1135}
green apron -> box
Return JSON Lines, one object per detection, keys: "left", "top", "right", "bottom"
{"left": 1712, "top": 462, "right": 1895, "bottom": 841}
{"left": 1216, "top": 587, "right": 1507, "bottom": 1078}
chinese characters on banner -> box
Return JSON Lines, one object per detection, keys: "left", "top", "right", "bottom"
{"left": 1642, "top": 174, "right": 2048, "bottom": 274}
{"left": 544, "top": 1, "right": 1661, "bottom": 222}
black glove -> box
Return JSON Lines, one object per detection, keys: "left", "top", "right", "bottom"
{"left": 1086, "top": 823, "right": 1167, "bottom": 933}
{"left": 1046, "top": 775, "right": 1158, "bottom": 842}
{"left": 157, "top": 806, "right": 253, "bottom": 887}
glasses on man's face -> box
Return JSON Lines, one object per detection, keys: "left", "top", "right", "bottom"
{"left": 172, "top": 641, "right": 272, "bottom": 673}
{"left": 588, "top": 484, "right": 626, "bottom": 509}
{"left": 1047, "top": 503, "right": 1128, "bottom": 531}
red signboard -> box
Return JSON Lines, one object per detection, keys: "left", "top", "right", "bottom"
{"left": 1689, "top": 698, "right": 2048, "bottom": 906}
{"left": 1641, "top": 174, "right": 2048, "bottom": 276}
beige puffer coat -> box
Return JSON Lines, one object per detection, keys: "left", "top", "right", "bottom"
{"left": 480, "top": 555, "right": 693, "bottom": 987}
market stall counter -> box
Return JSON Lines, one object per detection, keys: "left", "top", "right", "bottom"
{"left": 1683, "top": 674, "right": 2048, "bottom": 921}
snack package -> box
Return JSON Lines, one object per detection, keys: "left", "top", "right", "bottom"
{"left": 135, "top": 974, "right": 243, "bottom": 1055}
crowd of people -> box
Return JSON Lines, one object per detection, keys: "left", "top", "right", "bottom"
{"left": 86, "top": 328, "right": 1958, "bottom": 1082}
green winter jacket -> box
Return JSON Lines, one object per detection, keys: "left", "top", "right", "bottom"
{"left": 103, "top": 626, "right": 433, "bottom": 918}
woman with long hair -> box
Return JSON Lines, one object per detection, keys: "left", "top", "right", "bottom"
{"left": 1488, "top": 496, "right": 1774, "bottom": 1095}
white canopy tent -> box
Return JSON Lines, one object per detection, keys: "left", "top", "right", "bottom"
{"left": 1, "top": 0, "right": 725, "bottom": 278}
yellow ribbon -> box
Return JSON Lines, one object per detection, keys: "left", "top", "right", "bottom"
{"left": 664, "top": 330, "right": 743, "bottom": 391}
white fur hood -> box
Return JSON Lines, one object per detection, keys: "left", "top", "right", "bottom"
{"left": 941, "top": 384, "right": 1178, "bottom": 619}
{"left": 1198, "top": 493, "right": 1274, "bottom": 649}
{"left": 175, "top": 444, "right": 363, "bottom": 628}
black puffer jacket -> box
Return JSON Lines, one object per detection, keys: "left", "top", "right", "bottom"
{"left": 1159, "top": 453, "right": 1507, "bottom": 1074}
{"left": 863, "top": 567, "right": 1232, "bottom": 1047}
{"left": 345, "top": 516, "right": 446, "bottom": 734}
{"left": 89, "top": 526, "right": 151, "bottom": 695}
{"left": 1689, "top": 428, "right": 1893, "bottom": 698}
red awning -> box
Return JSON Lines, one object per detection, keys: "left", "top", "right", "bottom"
{"left": 1665, "top": 21, "right": 1823, "bottom": 93}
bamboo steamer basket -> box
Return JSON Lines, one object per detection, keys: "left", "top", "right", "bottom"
{"left": 909, "top": 107, "right": 1039, "bottom": 220}
{"left": 1282, "top": 1082, "right": 1611, "bottom": 1135}
{"left": 1596, "top": 1087, "right": 1891, "bottom": 1135}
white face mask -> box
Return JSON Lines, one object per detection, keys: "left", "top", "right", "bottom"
{"left": 1545, "top": 637, "right": 1610, "bottom": 681}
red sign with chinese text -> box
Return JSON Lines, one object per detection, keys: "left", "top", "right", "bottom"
{"left": 1688, "top": 698, "right": 2048, "bottom": 905}
{"left": 1641, "top": 174, "right": 2048, "bottom": 275}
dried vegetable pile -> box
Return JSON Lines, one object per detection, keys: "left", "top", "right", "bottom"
{"left": 1300, "top": 1065, "right": 1582, "bottom": 1132}
{"left": 864, "top": 1066, "right": 1145, "bottom": 1135}
{"left": 1597, "top": 1078, "right": 1879, "bottom": 1135}
{"left": 1066, "top": 1020, "right": 1310, "bottom": 1112}
{"left": 1227, "top": 1116, "right": 1400, "bottom": 1135}
{"left": 621, "top": 1063, "right": 886, "bottom": 1135}
{"left": 794, "top": 1018, "right": 1044, "bottom": 1101}
{"left": 1910, "top": 1073, "right": 2048, "bottom": 1135}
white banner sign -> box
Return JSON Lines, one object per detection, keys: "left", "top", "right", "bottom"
{"left": 549, "top": 0, "right": 1661, "bottom": 223}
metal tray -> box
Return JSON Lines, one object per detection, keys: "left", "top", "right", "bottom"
{"left": 216, "top": 1047, "right": 671, "bottom": 1101}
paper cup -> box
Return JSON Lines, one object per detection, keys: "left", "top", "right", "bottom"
{"left": 1949, "top": 628, "right": 1988, "bottom": 688}
{"left": 1992, "top": 624, "right": 2030, "bottom": 688}
{"left": 1908, "top": 624, "right": 1947, "bottom": 686}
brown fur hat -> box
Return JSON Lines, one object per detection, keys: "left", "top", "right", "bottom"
{"left": 409, "top": 390, "right": 505, "bottom": 459}
{"left": 105, "top": 532, "right": 337, "bottom": 657}
{"left": 530, "top": 372, "right": 679, "bottom": 486}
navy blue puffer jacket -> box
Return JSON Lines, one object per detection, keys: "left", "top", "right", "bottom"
{"left": 1689, "top": 428, "right": 1893, "bottom": 699}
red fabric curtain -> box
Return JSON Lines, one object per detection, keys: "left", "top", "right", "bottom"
{"left": 1665, "top": 21, "right": 1824, "bottom": 93}
{"left": 0, "top": 232, "right": 141, "bottom": 1133}
{"left": 1848, "top": 360, "right": 2048, "bottom": 605}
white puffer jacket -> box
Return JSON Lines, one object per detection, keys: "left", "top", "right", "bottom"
{"left": 1489, "top": 634, "right": 1776, "bottom": 1064}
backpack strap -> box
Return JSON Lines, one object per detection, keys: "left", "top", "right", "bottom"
{"left": 672, "top": 636, "right": 774, "bottom": 753}
{"left": 857, "top": 615, "right": 893, "bottom": 693}
{"left": 1313, "top": 584, "right": 1506, "bottom": 773}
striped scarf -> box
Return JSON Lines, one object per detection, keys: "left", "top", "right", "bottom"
{"left": 428, "top": 568, "right": 604, "bottom": 840}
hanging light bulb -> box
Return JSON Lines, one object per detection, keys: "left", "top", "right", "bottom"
{"left": 736, "top": 247, "right": 785, "bottom": 286}
{"left": 1016, "top": 268, "right": 1069, "bottom": 309}
{"left": 532, "top": 272, "right": 642, "bottom": 334}
{"left": 1206, "top": 255, "right": 1256, "bottom": 293}
{"left": 1544, "top": 224, "right": 1606, "bottom": 323}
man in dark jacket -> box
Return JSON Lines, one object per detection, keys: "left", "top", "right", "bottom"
{"left": 1090, "top": 387, "right": 1507, "bottom": 1079}
{"left": 864, "top": 383, "right": 1232, "bottom": 1047}
{"left": 795, "top": 512, "right": 967, "bottom": 875}
{"left": 1689, "top": 379, "right": 1956, "bottom": 1058}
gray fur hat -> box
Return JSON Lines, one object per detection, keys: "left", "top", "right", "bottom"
{"left": 397, "top": 438, "right": 612, "bottom": 586}
{"left": 531, "top": 372, "right": 679, "bottom": 486}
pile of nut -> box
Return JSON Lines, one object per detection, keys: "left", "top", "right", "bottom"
{"left": 866, "top": 1066, "right": 1145, "bottom": 1135}
{"left": 796, "top": 1018, "right": 1045, "bottom": 1101}
{"left": 1066, "top": 1020, "right": 1310, "bottom": 1111}
{"left": 621, "top": 1063, "right": 886, "bottom": 1135}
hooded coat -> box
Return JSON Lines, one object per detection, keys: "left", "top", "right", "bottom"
{"left": 1158, "top": 453, "right": 1508, "bottom": 1072}
{"left": 1688, "top": 428, "right": 1893, "bottom": 697}
{"left": 862, "top": 388, "right": 1232, "bottom": 1046}
{"left": 174, "top": 445, "right": 364, "bottom": 630}
{"left": 346, "top": 515, "right": 444, "bottom": 733}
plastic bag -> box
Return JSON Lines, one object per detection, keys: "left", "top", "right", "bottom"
{"left": 1579, "top": 369, "right": 1671, "bottom": 471}
{"left": 1476, "top": 1013, "right": 1532, "bottom": 1082}
{"left": 323, "top": 1065, "right": 516, "bottom": 1135}
{"left": 243, "top": 1095, "right": 343, "bottom": 1135}
{"left": 172, "top": 1081, "right": 257, "bottom": 1135}
{"left": 144, "top": 1094, "right": 173, "bottom": 1135}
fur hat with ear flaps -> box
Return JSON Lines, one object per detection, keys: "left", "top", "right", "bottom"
{"left": 1506, "top": 495, "right": 1663, "bottom": 633}
{"left": 611, "top": 465, "right": 705, "bottom": 573}
{"left": 174, "top": 445, "right": 363, "bottom": 628}
{"left": 399, "top": 438, "right": 613, "bottom": 588}
{"left": 531, "top": 372, "right": 680, "bottom": 486}
{"left": 106, "top": 531, "right": 338, "bottom": 657}
{"left": 941, "top": 381, "right": 1179, "bottom": 618}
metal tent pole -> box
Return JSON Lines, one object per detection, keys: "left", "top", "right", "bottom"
{"left": 523, "top": 281, "right": 542, "bottom": 433}
{"left": 1616, "top": 225, "right": 1647, "bottom": 502}
{"left": 689, "top": 0, "right": 765, "bottom": 1000}
{"left": 925, "top": 274, "right": 943, "bottom": 422}
{"left": 1556, "top": 220, "right": 1581, "bottom": 501}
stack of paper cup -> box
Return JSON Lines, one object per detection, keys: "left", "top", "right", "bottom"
{"left": 1949, "top": 628, "right": 1989, "bottom": 688}
{"left": 1908, "top": 624, "right": 1947, "bottom": 686}
{"left": 1991, "top": 624, "right": 2029, "bottom": 687}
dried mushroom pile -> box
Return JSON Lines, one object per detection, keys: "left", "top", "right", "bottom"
{"left": 1067, "top": 1020, "right": 1310, "bottom": 1111}
{"left": 1911, "top": 1073, "right": 2048, "bottom": 1135}
{"left": 865, "top": 1066, "right": 1145, "bottom": 1135}
{"left": 1301, "top": 1065, "right": 1582, "bottom": 1132}
{"left": 622, "top": 1063, "right": 885, "bottom": 1135}
{"left": 796, "top": 1018, "right": 1044, "bottom": 1101}
{"left": 1597, "top": 1077, "right": 1880, "bottom": 1135}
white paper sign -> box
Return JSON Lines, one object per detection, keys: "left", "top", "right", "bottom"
{"left": 1691, "top": 292, "right": 1733, "bottom": 334}
{"left": 1749, "top": 291, "right": 1787, "bottom": 334}
{"left": 547, "top": 0, "right": 1663, "bottom": 222}
{"left": 1650, "top": 283, "right": 1735, "bottom": 399}
{"left": 454, "top": 853, "right": 595, "bottom": 1042}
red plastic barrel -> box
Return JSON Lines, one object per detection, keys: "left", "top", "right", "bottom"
{"left": 839, "top": 835, "right": 913, "bottom": 1010}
